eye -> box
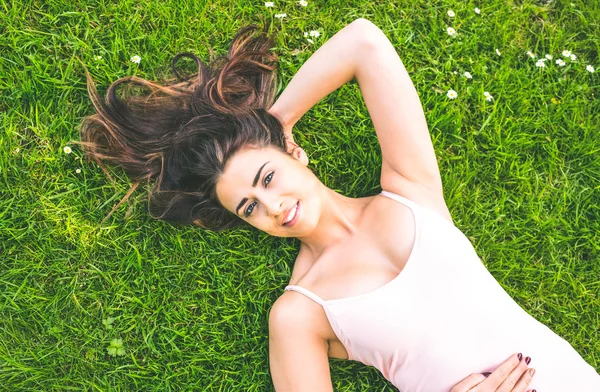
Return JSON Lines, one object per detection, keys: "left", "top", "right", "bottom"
{"left": 245, "top": 172, "right": 274, "bottom": 218}
{"left": 245, "top": 201, "right": 257, "bottom": 218}
{"left": 264, "top": 171, "right": 274, "bottom": 186}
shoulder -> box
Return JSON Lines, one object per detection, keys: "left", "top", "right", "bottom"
{"left": 269, "top": 290, "right": 331, "bottom": 341}
{"left": 268, "top": 293, "right": 333, "bottom": 390}
{"left": 381, "top": 174, "right": 454, "bottom": 224}
{"left": 269, "top": 291, "right": 320, "bottom": 330}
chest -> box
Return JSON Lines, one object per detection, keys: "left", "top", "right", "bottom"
{"left": 291, "top": 196, "right": 419, "bottom": 360}
{"left": 293, "top": 196, "right": 418, "bottom": 302}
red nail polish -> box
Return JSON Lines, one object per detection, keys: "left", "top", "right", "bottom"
{"left": 517, "top": 353, "right": 523, "bottom": 360}
{"left": 525, "top": 356, "right": 531, "bottom": 365}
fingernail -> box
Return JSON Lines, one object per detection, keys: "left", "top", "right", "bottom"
{"left": 525, "top": 356, "right": 531, "bottom": 365}
{"left": 482, "top": 372, "right": 491, "bottom": 378}
{"left": 517, "top": 353, "right": 523, "bottom": 360}
{"left": 529, "top": 368, "right": 536, "bottom": 376}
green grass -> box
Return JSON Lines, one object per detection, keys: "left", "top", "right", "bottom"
{"left": 1, "top": 0, "right": 599, "bottom": 390}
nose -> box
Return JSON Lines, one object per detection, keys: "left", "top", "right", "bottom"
{"left": 263, "top": 194, "right": 284, "bottom": 218}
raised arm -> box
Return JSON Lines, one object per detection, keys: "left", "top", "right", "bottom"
{"left": 268, "top": 19, "right": 365, "bottom": 134}
{"left": 269, "top": 18, "right": 446, "bottom": 207}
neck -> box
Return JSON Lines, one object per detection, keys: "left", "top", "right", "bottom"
{"left": 296, "top": 186, "right": 369, "bottom": 258}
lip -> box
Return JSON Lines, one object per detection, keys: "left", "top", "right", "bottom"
{"left": 282, "top": 201, "right": 300, "bottom": 227}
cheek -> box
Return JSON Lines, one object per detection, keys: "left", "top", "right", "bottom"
{"left": 282, "top": 166, "right": 312, "bottom": 188}
{"left": 249, "top": 216, "right": 272, "bottom": 232}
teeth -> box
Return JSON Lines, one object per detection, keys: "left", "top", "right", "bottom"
{"left": 284, "top": 203, "right": 298, "bottom": 224}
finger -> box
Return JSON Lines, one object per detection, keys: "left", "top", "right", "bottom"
{"left": 511, "top": 367, "right": 536, "bottom": 392}
{"left": 496, "top": 356, "right": 529, "bottom": 392}
{"left": 285, "top": 138, "right": 298, "bottom": 154}
{"left": 483, "top": 353, "right": 522, "bottom": 389}
{"left": 449, "top": 373, "right": 487, "bottom": 392}
{"left": 284, "top": 132, "right": 295, "bottom": 143}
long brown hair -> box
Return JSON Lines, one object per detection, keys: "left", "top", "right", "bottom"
{"left": 77, "top": 23, "right": 288, "bottom": 230}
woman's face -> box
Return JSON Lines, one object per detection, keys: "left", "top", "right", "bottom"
{"left": 216, "top": 145, "right": 322, "bottom": 237}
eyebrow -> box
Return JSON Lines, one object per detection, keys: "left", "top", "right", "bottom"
{"left": 235, "top": 161, "right": 270, "bottom": 216}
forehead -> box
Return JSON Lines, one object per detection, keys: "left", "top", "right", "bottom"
{"left": 216, "top": 146, "right": 286, "bottom": 210}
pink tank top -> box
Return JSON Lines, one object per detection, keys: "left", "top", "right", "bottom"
{"left": 284, "top": 190, "right": 600, "bottom": 391}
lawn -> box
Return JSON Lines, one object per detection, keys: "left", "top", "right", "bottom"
{"left": 1, "top": 0, "right": 599, "bottom": 390}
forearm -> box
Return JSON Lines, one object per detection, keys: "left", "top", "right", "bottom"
{"left": 268, "top": 19, "right": 370, "bottom": 133}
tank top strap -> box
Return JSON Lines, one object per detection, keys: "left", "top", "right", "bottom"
{"left": 284, "top": 285, "right": 326, "bottom": 306}
{"left": 380, "top": 190, "right": 420, "bottom": 212}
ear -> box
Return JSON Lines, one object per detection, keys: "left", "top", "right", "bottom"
{"left": 291, "top": 145, "right": 309, "bottom": 166}
{"left": 285, "top": 140, "right": 307, "bottom": 167}
{"left": 285, "top": 136, "right": 309, "bottom": 166}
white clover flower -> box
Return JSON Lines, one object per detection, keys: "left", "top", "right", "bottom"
{"left": 303, "top": 31, "right": 309, "bottom": 37}
{"left": 535, "top": 59, "right": 546, "bottom": 67}
{"left": 484, "top": 91, "right": 493, "bottom": 101}
{"left": 265, "top": 1, "right": 274, "bottom": 7}
{"left": 562, "top": 50, "right": 571, "bottom": 57}
{"left": 94, "top": 55, "right": 103, "bottom": 61}
{"left": 63, "top": 146, "right": 72, "bottom": 154}
{"left": 130, "top": 55, "right": 141, "bottom": 64}
{"left": 474, "top": 7, "right": 481, "bottom": 14}
{"left": 298, "top": 0, "right": 308, "bottom": 6}
{"left": 309, "top": 30, "right": 320, "bottom": 37}
{"left": 587, "top": 65, "right": 595, "bottom": 73}
{"left": 496, "top": 49, "right": 501, "bottom": 56}
{"left": 526, "top": 51, "right": 536, "bottom": 59}
{"left": 447, "top": 10, "right": 455, "bottom": 17}
{"left": 447, "top": 90, "right": 458, "bottom": 99}
{"left": 274, "top": 13, "right": 286, "bottom": 18}
{"left": 545, "top": 54, "right": 553, "bottom": 60}
{"left": 570, "top": 54, "right": 577, "bottom": 61}
{"left": 446, "top": 27, "right": 456, "bottom": 36}
{"left": 307, "top": 38, "right": 314, "bottom": 44}
{"left": 76, "top": 169, "right": 81, "bottom": 174}
{"left": 464, "top": 71, "right": 472, "bottom": 79}
{"left": 556, "top": 59, "right": 566, "bottom": 66}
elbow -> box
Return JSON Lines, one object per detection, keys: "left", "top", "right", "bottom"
{"left": 349, "top": 17, "right": 377, "bottom": 30}
{"left": 348, "top": 18, "right": 386, "bottom": 50}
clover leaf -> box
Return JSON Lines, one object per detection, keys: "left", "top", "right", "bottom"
{"left": 107, "top": 338, "right": 125, "bottom": 357}
{"left": 102, "top": 317, "right": 115, "bottom": 329}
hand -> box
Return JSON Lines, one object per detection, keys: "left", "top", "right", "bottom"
{"left": 450, "top": 353, "right": 536, "bottom": 392}
{"left": 268, "top": 106, "right": 310, "bottom": 166}
{"left": 284, "top": 132, "right": 309, "bottom": 166}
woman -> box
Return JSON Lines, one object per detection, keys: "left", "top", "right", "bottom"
{"left": 78, "top": 19, "right": 600, "bottom": 391}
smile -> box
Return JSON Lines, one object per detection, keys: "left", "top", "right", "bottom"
{"left": 282, "top": 201, "right": 300, "bottom": 227}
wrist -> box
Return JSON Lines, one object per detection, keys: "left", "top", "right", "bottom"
{"left": 268, "top": 104, "right": 296, "bottom": 134}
